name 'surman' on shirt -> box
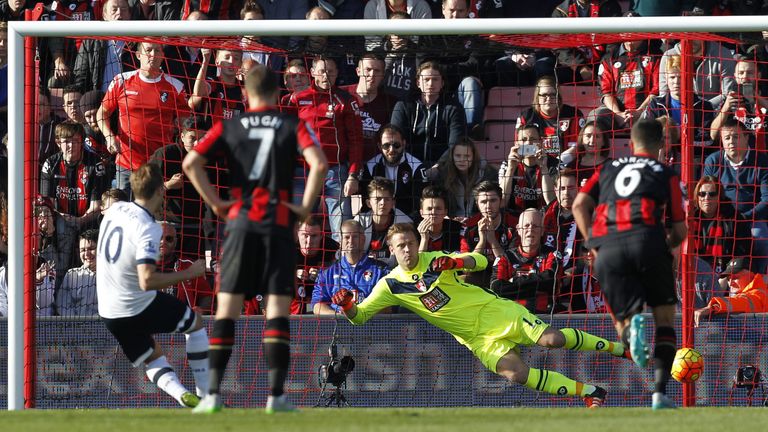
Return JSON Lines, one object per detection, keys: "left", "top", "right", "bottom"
{"left": 612, "top": 156, "right": 664, "bottom": 173}
{"left": 240, "top": 115, "right": 282, "bottom": 129}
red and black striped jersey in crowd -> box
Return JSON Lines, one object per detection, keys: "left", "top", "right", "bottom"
{"left": 181, "top": 0, "right": 239, "bottom": 20}
{"left": 542, "top": 199, "right": 581, "bottom": 271}
{"left": 501, "top": 160, "right": 558, "bottom": 215}
{"left": 39, "top": 150, "right": 109, "bottom": 217}
{"left": 516, "top": 105, "right": 584, "bottom": 155}
{"left": 194, "top": 107, "right": 321, "bottom": 234}
{"left": 599, "top": 51, "right": 659, "bottom": 111}
{"left": 46, "top": 0, "right": 94, "bottom": 21}
{"left": 580, "top": 153, "right": 685, "bottom": 248}
{"left": 288, "top": 84, "right": 364, "bottom": 175}
{"left": 460, "top": 210, "right": 519, "bottom": 259}
{"left": 492, "top": 246, "right": 560, "bottom": 313}
{"left": 198, "top": 79, "right": 245, "bottom": 126}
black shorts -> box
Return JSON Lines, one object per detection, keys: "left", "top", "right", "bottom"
{"left": 102, "top": 292, "right": 196, "bottom": 366}
{"left": 594, "top": 234, "right": 678, "bottom": 322}
{"left": 218, "top": 230, "right": 296, "bottom": 299}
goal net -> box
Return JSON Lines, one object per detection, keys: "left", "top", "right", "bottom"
{"left": 4, "top": 15, "right": 768, "bottom": 410}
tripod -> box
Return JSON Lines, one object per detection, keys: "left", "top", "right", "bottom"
{"left": 317, "top": 382, "right": 351, "bottom": 407}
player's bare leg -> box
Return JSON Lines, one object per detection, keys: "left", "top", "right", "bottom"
{"left": 613, "top": 313, "right": 649, "bottom": 368}
{"left": 495, "top": 347, "right": 607, "bottom": 408}
{"left": 193, "top": 292, "right": 245, "bottom": 414}
{"left": 264, "top": 294, "right": 297, "bottom": 414}
{"left": 650, "top": 304, "right": 677, "bottom": 410}
{"left": 144, "top": 340, "right": 200, "bottom": 408}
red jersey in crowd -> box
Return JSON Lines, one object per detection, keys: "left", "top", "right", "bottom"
{"left": 289, "top": 84, "right": 364, "bottom": 175}
{"left": 102, "top": 70, "right": 189, "bottom": 170}
{"left": 170, "top": 256, "right": 215, "bottom": 313}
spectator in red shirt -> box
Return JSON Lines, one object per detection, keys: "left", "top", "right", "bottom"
{"left": 97, "top": 41, "right": 189, "bottom": 197}
{"left": 158, "top": 221, "right": 214, "bottom": 314}
{"left": 279, "top": 59, "right": 310, "bottom": 107}
{"left": 289, "top": 56, "right": 364, "bottom": 240}
{"left": 341, "top": 53, "right": 397, "bottom": 160}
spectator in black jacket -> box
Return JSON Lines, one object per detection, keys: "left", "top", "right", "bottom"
{"left": 72, "top": 0, "right": 135, "bottom": 93}
{"left": 361, "top": 124, "right": 428, "bottom": 216}
{"left": 390, "top": 61, "right": 467, "bottom": 165}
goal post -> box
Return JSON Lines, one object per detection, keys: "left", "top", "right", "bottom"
{"left": 7, "top": 15, "right": 768, "bottom": 411}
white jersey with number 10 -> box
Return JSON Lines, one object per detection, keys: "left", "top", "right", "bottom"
{"left": 96, "top": 201, "right": 162, "bottom": 319}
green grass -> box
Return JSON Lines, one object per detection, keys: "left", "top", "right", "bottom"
{"left": 2, "top": 408, "right": 768, "bottom": 432}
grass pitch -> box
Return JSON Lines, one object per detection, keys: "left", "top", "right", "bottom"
{"left": 2, "top": 408, "right": 768, "bottom": 432}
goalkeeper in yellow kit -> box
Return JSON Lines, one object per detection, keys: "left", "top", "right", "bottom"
{"left": 332, "top": 223, "right": 628, "bottom": 407}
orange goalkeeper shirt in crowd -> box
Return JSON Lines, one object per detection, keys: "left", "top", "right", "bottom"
{"left": 708, "top": 274, "right": 768, "bottom": 314}
{"left": 102, "top": 70, "right": 189, "bottom": 170}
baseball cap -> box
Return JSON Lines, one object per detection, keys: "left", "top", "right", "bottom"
{"left": 720, "top": 257, "right": 752, "bottom": 277}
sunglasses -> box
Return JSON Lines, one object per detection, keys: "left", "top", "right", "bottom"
{"left": 381, "top": 142, "right": 403, "bottom": 150}
{"left": 698, "top": 191, "right": 718, "bottom": 198}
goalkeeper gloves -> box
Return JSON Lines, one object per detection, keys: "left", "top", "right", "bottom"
{"left": 430, "top": 256, "right": 466, "bottom": 272}
{"left": 331, "top": 288, "right": 355, "bottom": 312}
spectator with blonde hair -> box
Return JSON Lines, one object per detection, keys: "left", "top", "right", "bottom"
{"left": 643, "top": 54, "right": 714, "bottom": 151}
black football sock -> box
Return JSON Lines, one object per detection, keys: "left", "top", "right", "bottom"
{"left": 264, "top": 317, "right": 291, "bottom": 397}
{"left": 208, "top": 318, "right": 235, "bottom": 396}
{"left": 654, "top": 326, "right": 677, "bottom": 394}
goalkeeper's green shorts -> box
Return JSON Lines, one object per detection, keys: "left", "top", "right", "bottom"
{"left": 463, "top": 299, "right": 550, "bottom": 373}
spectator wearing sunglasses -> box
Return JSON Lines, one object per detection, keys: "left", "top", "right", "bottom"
{"left": 360, "top": 124, "right": 429, "bottom": 217}
{"left": 689, "top": 175, "right": 753, "bottom": 308}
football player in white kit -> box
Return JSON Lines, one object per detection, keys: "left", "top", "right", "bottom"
{"left": 97, "top": 163, "right": 209, "bottom": 408}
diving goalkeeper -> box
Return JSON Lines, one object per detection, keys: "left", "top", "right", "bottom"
{"left": 332, "top": 223, "right": 628, "bottom": 407}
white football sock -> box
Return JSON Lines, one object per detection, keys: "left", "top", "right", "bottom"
{"left": 146, "top": 356, "right": 190, "bottom": 405}
{"left": 186, "top": 328, "right": 210, "bottom": 396}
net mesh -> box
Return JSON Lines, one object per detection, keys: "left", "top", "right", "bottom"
{"left": 7, "top": 20, "right": 768, "bottom": 409}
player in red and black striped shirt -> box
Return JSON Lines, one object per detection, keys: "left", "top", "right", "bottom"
{"left": 572, "top": 119, "right": 687, "bottom": 410}
{"left": 183, "top": 65, "right": 329, "bottom": 414}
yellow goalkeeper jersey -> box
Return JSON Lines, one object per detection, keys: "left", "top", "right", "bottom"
{"left": 349, "top": 251, "right": 499, "bottom": 344}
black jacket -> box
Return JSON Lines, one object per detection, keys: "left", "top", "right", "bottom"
{"left": 390, "top": 94, "right": 467, "bottom": 165}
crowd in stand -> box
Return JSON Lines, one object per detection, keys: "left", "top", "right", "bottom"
{"left": 2, "top": 0, "right": 768, "bottom": 321}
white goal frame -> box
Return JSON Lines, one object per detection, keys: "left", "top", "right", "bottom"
{"left": 7, "top": 15, "right": 768, "bottom": 410}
